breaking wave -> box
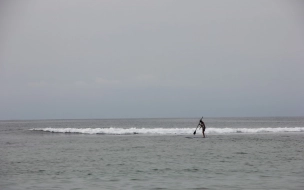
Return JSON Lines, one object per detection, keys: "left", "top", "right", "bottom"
{"left": 30, "top": 127, "right": 304, "bottom": 135}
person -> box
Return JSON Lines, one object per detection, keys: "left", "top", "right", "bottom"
{"left": 199, "top": 118, "right": 206, "bottom": 138}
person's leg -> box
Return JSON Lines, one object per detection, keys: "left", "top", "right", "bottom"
{"left": 202, "top": 127, "right": 205, "bottom": 138}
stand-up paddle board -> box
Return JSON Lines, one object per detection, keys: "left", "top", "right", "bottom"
{"left": 185, "top": 136, "right": 204, "bottom": 139}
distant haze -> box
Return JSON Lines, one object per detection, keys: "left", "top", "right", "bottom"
{"left": 0, "top": 0, "right": 304, "bottom": 120}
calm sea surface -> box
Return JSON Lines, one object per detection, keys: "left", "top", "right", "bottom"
{"left": 1, "top": 117, "right": 304, "bottom": 190}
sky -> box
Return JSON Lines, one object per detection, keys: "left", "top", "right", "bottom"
{"left": 0, "top": 0, "right": 304, "bottom": 120}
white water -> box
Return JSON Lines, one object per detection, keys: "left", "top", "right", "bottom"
{"left": 30, "top": 127, "right": 304, "bottom": 135}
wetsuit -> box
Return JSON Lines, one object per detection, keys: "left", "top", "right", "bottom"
{"left": 199, "top": 120, "right": 206, "bottom": 137}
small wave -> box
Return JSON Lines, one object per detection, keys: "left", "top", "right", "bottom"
{"left": 29, "top": 127, "right": 304, "bottom": 135}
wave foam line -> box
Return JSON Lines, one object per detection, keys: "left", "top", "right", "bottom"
{"left": 30, "top": 127, "right": 304, "bottom": 135}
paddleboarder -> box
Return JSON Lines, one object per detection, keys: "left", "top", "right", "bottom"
{"left": 199, "top": 118, "right": 206, "bottom": 138}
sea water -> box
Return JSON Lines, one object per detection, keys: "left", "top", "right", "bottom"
{"left": 1, "top": 117, "right": 304, "bottom": 190}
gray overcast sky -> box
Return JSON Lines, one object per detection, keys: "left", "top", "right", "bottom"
{"left": 0, "top": 0, "right": 304, "bottom": 119}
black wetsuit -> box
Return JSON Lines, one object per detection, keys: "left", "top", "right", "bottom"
{"left": 199, "top": 121, "right": 205, "bottom": 132}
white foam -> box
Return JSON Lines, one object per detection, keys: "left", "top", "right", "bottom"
{"left": 30, "top": 127, "right": 304, "bottom": 135}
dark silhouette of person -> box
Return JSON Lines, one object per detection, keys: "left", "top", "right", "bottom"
{"left": 199, "top": 119, "right": 206, "bottom": 138}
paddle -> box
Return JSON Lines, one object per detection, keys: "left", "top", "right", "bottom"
{"left": 193, "top": 116, "right": 203, "bottom": 135}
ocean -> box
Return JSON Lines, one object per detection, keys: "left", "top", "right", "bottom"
{"left": 1, "top": 117, "right": 304, "bottom": 190}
